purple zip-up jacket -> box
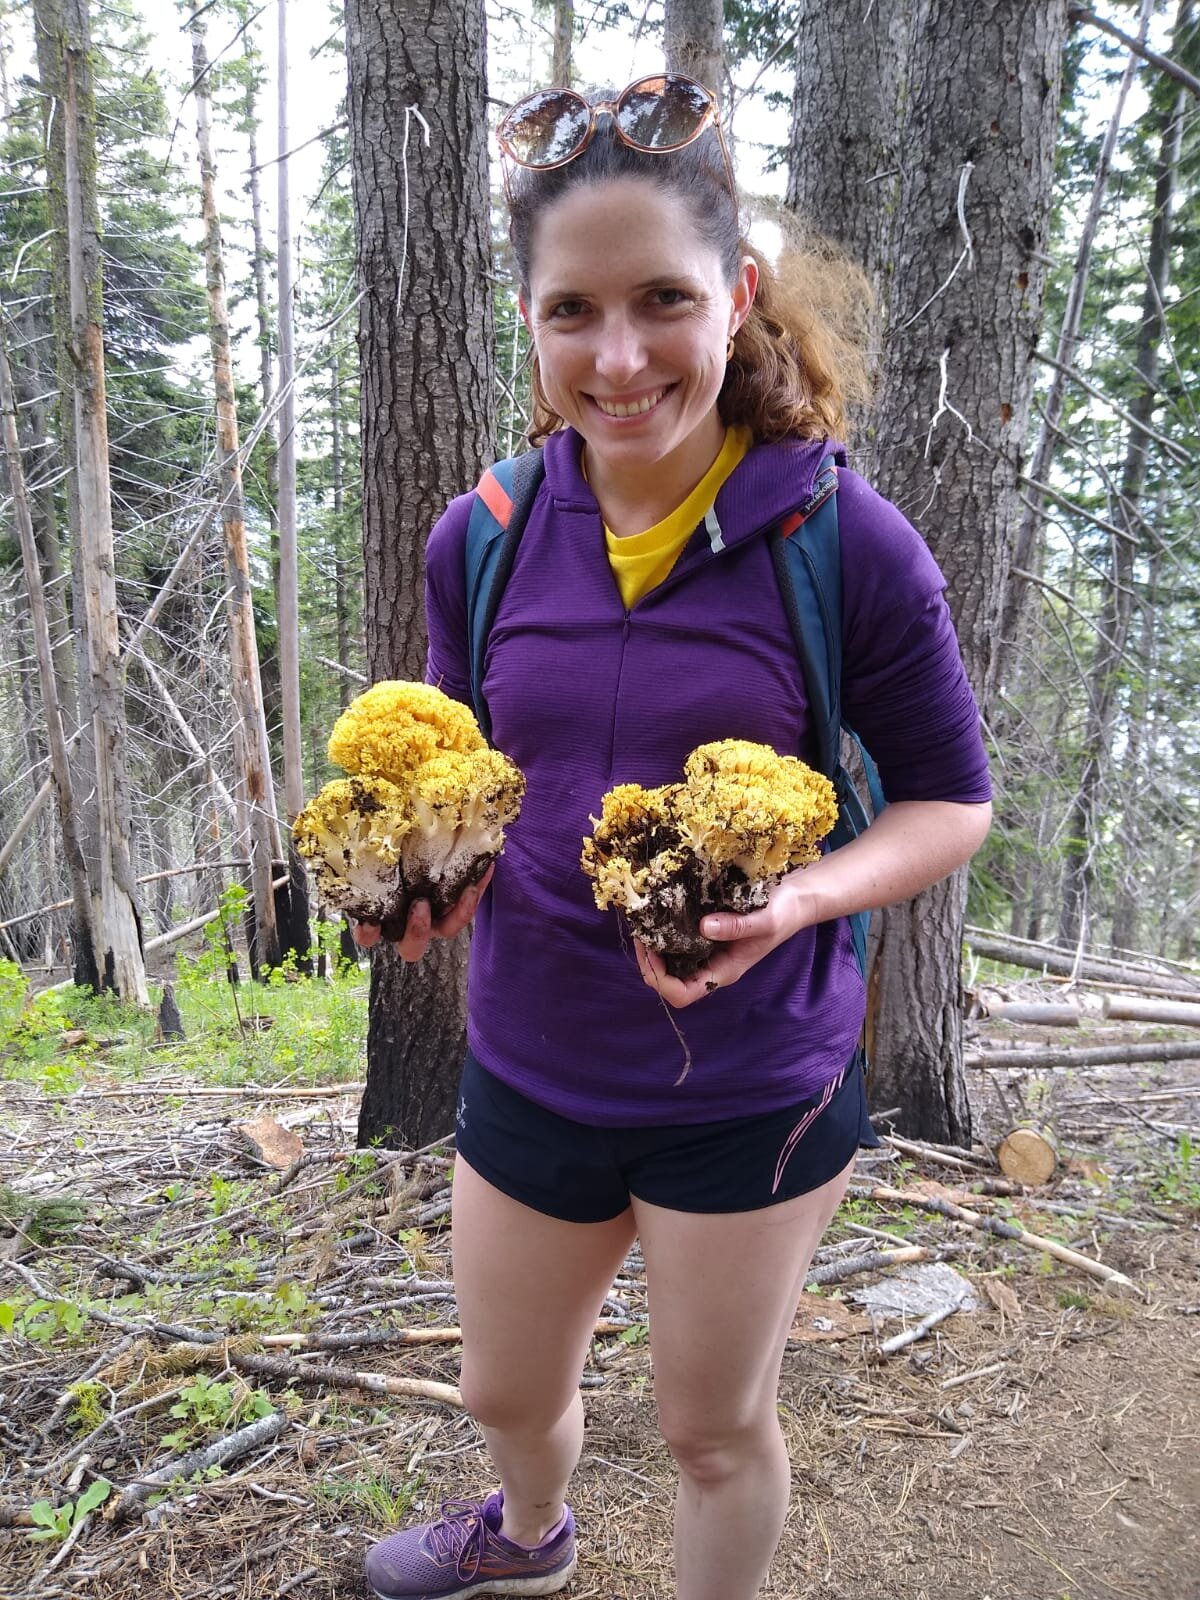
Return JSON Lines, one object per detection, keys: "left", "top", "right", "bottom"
{"left": 425, "top": 429, "right": 991, "bottom": 1126}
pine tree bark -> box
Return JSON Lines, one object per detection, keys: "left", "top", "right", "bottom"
{"left": 32, "top": 0, "right": 147, "bottom": 1002}
{"left": 345, "top": 0, "right": 495, "bottom": 1148}
{"left": 190, "top": 0, "right": 283, "bottom": 975}
{"left": 785, "top": 1, "right": 1068, "bottom": 1140}
{"left": 551, "top": 0, "right": 573, "bottom": 85}
{"left": 664, "top": 0, "right": 723, "bottom": 98}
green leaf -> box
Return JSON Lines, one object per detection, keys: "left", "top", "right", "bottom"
{"left": 73, "top": 1479, "right": 111, "bottom": 1518}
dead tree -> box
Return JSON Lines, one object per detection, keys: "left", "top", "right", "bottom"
{"left": 190, "top": 0, "right": 283, "bottom": 974}
{"left": 32, "top": 0, "right": 147, "bottom": 1002}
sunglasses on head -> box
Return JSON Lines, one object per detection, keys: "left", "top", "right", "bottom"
{"left": 497, "top": 73, "right": 735, "bottom": 202}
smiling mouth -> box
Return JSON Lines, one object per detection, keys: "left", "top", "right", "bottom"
{"left": 592, "top": 386, "right": 669, "bottom": 419}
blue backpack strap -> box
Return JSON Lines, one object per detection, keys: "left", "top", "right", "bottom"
{"left": 767, "top": 450, "right": 885, "bottom": 983}
{"left": 464, "top": 449, "right": 546, "bottom": 741}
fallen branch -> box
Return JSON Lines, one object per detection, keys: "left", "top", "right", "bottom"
{"left": 851, "top": 1183, "right": 1138, "bottom": 1293}
{"left": 226, "top": 1348, "right": 463, "bottom": 1408}
{"left": 882, "top": 1135, "right": 992, "bottom": 1173}
{"left": 966, "top": 927, "right": 1200, "bottom": 998}
{"left": 967, "top": 1040, "right": 1200, "bottom": 1072}
{"left": 878, "top": 1301, "right": 964, "bottom": 1355}
{"left": 107, "top": 1410, "right": 288, "bottom": 1521}
{"left": 807, "top": 1245, "right": 935, "bottom": 1286}
{"left": 258, "top": 1316, "right": 632, "bottom": 1352}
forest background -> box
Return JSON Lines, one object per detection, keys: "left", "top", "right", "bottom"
{"left": 0, "top": 0, "right": 1198, "bottom": 1148}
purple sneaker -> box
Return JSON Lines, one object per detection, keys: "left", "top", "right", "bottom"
{"left": 364, "top": 1490, "right": 577, "bottom": 1600}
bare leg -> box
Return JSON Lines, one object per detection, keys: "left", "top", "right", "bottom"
{"left": 633, "top": 1157, "right": 855, "bottom": 1600}
{"left": 451, "top": 1155, "right": 636, "bottom": 1545}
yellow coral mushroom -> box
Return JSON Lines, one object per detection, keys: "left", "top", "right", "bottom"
{"left": 327, "top": 680, "right": 485, "bottom": 781}
{"left": 581, "top": 740, "right": 837, "bottom": 978}
{"left": 298, "top": 682, "right": 525, "bottom": 935}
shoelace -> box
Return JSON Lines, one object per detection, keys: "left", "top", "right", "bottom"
{"left": 424, "top": 1499, "right": 496, "bottom": 1579}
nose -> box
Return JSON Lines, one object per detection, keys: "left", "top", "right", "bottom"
{"left": 593, "top": 314, "right": 646, "bottom": 385}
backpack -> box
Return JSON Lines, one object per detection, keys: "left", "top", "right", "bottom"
{"left": 462, "top": 446, "right": 885, "bottom": 983}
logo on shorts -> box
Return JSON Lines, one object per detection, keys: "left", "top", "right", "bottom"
{"left": 456, "top": 1095, "right": 467, "bottom": 1130}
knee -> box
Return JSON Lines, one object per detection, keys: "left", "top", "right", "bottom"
{"left": 459, "top": 1366, "right": 576, "bottom": 1435}
{"left": 658, "top": 1405, "right": 777, "bottom": 1487}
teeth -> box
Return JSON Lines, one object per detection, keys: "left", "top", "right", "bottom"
{"left": 596, "top": 389, "right": 664, "bottom": 418}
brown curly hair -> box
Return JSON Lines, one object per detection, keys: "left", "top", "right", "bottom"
{"left": 506, "top": 114, "right": 873, "bottom": 446}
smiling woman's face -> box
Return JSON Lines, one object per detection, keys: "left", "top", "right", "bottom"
{"left": 523, "top": 176, "right": 756, "bottom": 485}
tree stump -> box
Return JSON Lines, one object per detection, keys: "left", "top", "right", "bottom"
{"left": 996, "top": 1126, "right": 1058, "bottom": 1186}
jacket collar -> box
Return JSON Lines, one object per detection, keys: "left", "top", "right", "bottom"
{"left": 540, "top": 426, "right": 838, "bottom": 551}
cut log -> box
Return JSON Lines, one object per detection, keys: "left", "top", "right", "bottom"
{"left": 996, "top": 1126, "right": 1058, "bottom": 1185}
{"left": 967, "top": 1039, "right": 1200, "bottom": 1072}
{"left": 966, "top": 929, "right": 1200, "bottom": 999}
{"left": 984, "top": 1001, "right": 1083, "bottom": 1026}
{"left": 1102, "top": 995, "right": 1200, "bottom": 1027}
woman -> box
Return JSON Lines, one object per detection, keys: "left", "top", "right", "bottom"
{"left": 358, "top": 75, "right": 992, "bottom": 1600}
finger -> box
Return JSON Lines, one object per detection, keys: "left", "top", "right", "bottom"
{"left": 351, "top": 919, "right": 381, "bottom": 949}
{"left": 395, "top": 899, "right": 433, "bottom": 961}
{"left": 634, "top": 941, "right": 715, "bottom": 1008}
{"left": 430, "top": 862, "right": 496, "bottom": 938}
{"left": 700, "top": 909, "right": 761, "bottom": 942}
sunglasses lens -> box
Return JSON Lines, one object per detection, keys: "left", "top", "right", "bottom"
{"left": 501, "top": 90, "right": 591, "bottom": 167}
{"left": 616, "top": 75, "right": 712, "bottom": 150}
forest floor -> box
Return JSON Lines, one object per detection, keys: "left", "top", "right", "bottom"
{"left": 0, "top": 970, "right": 1198, "bottom": 1600}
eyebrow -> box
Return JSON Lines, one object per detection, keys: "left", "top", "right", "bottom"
{"left": 537, "top": 274, "right": 704, "bottom": 300}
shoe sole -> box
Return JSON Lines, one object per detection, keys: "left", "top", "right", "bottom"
{"left": 369, "top": 1551, "right": 577, "bottom": 1600}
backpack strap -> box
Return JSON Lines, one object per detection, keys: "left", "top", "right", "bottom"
{"left": 464, "top": 449, "right": 546, "bottom": 741}
{"left": 767, "top": 451, "right": 886, "bottom": 982}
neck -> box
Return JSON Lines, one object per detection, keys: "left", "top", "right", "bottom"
{"left": 583, "top": 418, "right": 726, "bottom": 536}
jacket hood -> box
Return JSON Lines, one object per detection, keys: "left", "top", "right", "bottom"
{"left": 540, "top": 427, "right": 839, "bottom": 553}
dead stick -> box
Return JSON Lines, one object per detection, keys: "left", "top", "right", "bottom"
{"left": 258, "top": 1317, "right": 632, "bottom": 1352}
{"left": 882, "top": 1135, "right": 991, "bottom": 1173}
{"left": 228, "top": 1349, "right": 463, "bottom": 1408}
{"left": 852, "top": 1183, "right": 1139, "bottom": 1293}
{"left": 878, "top": 1302, "right": 964, "bottom": 1355}
{"left": 108, "top": 1411, "right": 288, "bottom": 1522}
{"left": 807, "top": 1245, "right": 933, "bottom": 1286}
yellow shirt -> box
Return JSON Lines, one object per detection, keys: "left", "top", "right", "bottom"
{"left": 604, "top": 426, "right": 752, "bottom": 610}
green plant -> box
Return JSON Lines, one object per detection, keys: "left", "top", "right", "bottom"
{"left": 67, "top": 1380, "right": 107, "bottom": 1435}
{"left": 316, "top": 1471, "right": 424, "bottom": 1527}
{"left": 0, "top": 1297, "right": 89, "bottom": 1344}
{"left": 161, "top": 1374, "right": 274, "bottom": 1450}
{"left": 26, "top": 1479, "right": 111, "bottom": 1541}
{"left": 1151, "top": 1132, "right": 1200, "bottom": 1211}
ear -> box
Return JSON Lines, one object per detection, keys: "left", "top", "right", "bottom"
{"left": 729, "top": 254, "right": 759, "bottom": 336}
{"left": 518, "top": 291, "right": 534, "bottom": 335}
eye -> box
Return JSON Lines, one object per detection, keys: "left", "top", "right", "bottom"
{"left": 651, "top": 287, "right": 690, "bottom": 307}
{"left": 547, "top": 298, "right": 587, "bottom": 319}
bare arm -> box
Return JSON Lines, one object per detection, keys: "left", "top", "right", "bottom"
{"left": 635, "top": 799, "right": 992, "bottom": 1008}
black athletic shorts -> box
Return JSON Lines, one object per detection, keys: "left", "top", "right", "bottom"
{"left": 453, "top": 1050, "right": 880, "bottom": 1223}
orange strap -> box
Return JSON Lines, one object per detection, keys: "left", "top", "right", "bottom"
{"left": 476, "top": 468, "right": 513, "bottom": 529}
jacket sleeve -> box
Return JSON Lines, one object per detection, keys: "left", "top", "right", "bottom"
{"left": 836, "top": 469, "right": 992, "bottom": 805}
{"left": 423, "top": 491, "right": 476, "bottom": 706}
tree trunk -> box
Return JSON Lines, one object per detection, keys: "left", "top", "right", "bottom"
{"left": 0, "top": 328, "right": 96, "bottom": 980}
{"left": 785, "top": 0, "right": 1068, "bottom": 1140}
{"left": 664, "top": 0, "right": 724, "bottom": 98}
{"left": 34, "top": 0, "right": 148, "bottom": 1002}
{"left": 997, "top": 0, "right": 1152, "bottom": 673}
{"left": 345, "top": 0, "right": 495, "bottom": 1149}
{"left": 1058, "top": 9, "right": 1188, "bottom": 947}
{"left": 190, "top": 0, "right": 283, "bottom": 975}
{"left": 552, "top": 0, "right": 572, "bottom": 85}
{"left": 275, "top": 0, "right": 311, "bottom": 971}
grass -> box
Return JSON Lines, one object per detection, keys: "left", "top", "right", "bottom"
{"left": 0, "top": 940, "right": 369, "bottom": 1098}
